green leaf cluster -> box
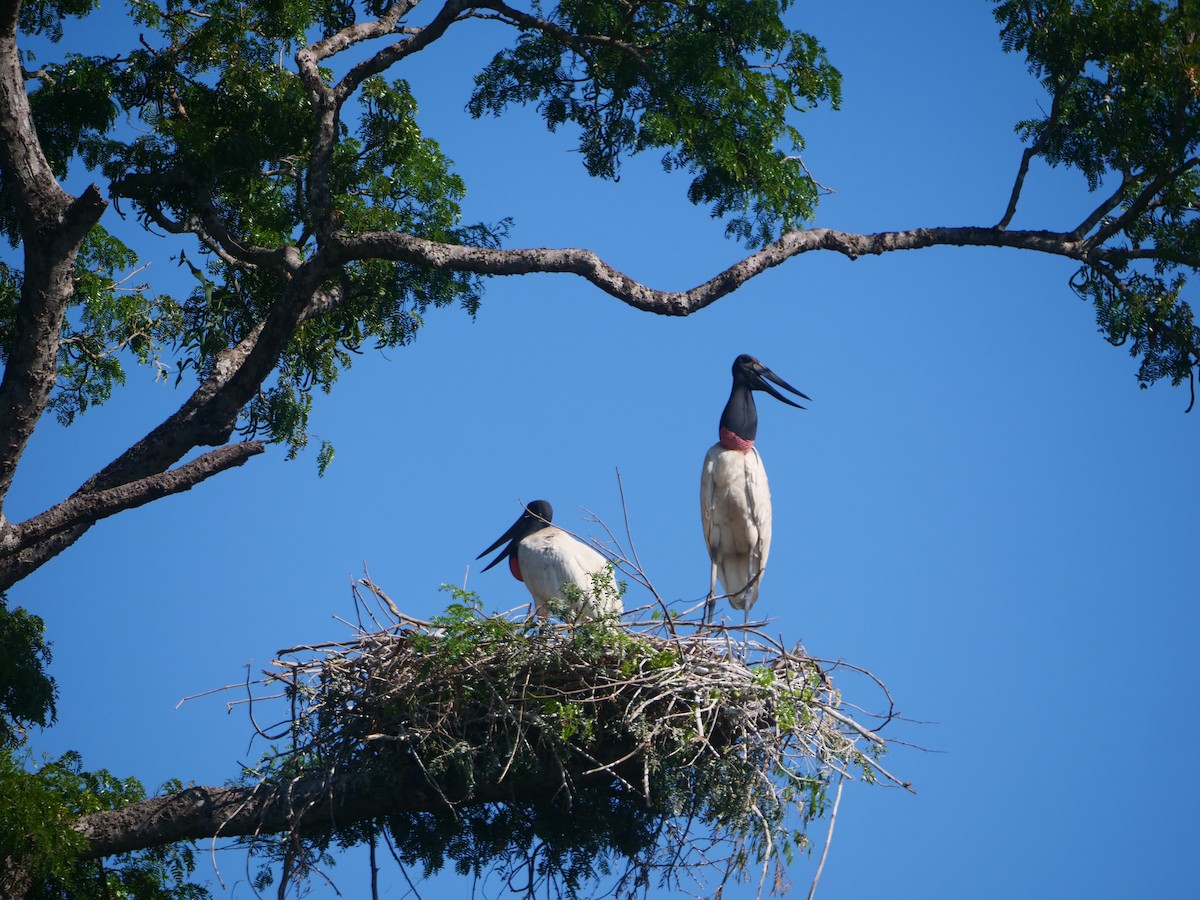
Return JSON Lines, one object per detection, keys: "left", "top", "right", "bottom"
{"left": 995, "top": 0, "right": 1200, "bottom": 391}
{"left": 18, "top": 0, "right": 101, "bottom": 44}
{"left": 0, "top": 596, "right": 56, "bottom": 748}
{"left": 51, "top": 228, "right": 178, "bottom": 426}
{"left": 0, "top": 597, "right": 206, "bottom": 896}
{"left": 6, "top": 1, "right": 511, "bottom": 458}
{"left": 997, "top": 0, "right": 1200, "bottom": 186}
{"left": 0, "top": 749, "right": 209, "bottom": 899}
{"left": 471, "top": 0, "right": 841, "bottom": 246}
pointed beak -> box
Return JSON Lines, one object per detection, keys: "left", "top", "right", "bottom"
{"left": 753, "top": 364, "right": 812, "bottom": 409}
{"left": 477, "top": 515, "right": 524, "bottom": 572}
{"left": 477, "top": 503, "right": 551, "bottom": 573}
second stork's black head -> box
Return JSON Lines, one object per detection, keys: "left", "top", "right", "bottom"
{"left": 720, "top": 354, "right": 811, "bottom": 444}
{"left": 477, "top": 500, "right": 554, "bottom": 573}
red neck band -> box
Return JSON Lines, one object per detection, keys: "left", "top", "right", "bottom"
{"left": 719, "top": 426, "right": 755, "bottom": 452}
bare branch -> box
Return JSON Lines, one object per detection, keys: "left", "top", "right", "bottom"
{"left": 332, "top": 225, "right": 1088, "bottom": 316}
{"left": 1072, "top": 170, "right": 1136, "bottom": 240}
{"left": 474, "top": 0, "right": 654, "bottom": 74}
{"left": 334, "top": 1, "right": 469, "bottom": 103}
{"left": 0, "top": 442, "right": 265, "bottom": 558}
{"left": 1088, "top": 155, "right": 1200, "bottom": 247}
{"left": 998, "top": 78, "right": 1070, "bottom": 230}
{"left": 806, "top": 774, "right": 844, "bottom": 900}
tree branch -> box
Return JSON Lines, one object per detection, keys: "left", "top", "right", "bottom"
{"left": 332, "top": 225, "right": 1088, "bottom": 316}
{"left": 0, "top": 442, "right": 264, "bottom": 561}
{"left": 73, "top": 758, "right": 608, "bottom": 860}
{"left": 0, "top": 216, "right": 349, "bottom": 590}
{"left": 0, "top": 213, "right": 1095, "bottom": 591}
{"left": 297, "top": 1, "right": 466, "bottom": 236}
{"left": 75, "top": 239, "right": 344, "bottom": 492}
{"left": 1088, "top": 155, "right": 1200, "bottom": 247}
{"left": 112, "top": 171, "right": 302, "bottom": 273}
{"left": 0, "top": 7, "right": 107, "bottom": 520}
{"left": 998, "top": 78, "right": 1070, "bottom": 230}
{"left": 333, "top": 0, "right": 467, "bottom": 104}
{"left": 300, "top": 1, "right": 420, "bottom": 72}
{"left": 1072, "top": 170, "right": 1136, "bottom": 240}
{"left": 474, "top": 0, "right": 654, "bottom": 74}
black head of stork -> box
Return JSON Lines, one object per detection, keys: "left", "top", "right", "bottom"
{"left": 477, "top": 500, "right": 554, "bottom": 576}
{"left": 719, "top": 354, "right": 811, "bottom": 447}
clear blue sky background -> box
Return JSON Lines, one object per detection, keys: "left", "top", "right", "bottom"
{"left": 7, "top": 1, "right": 1199, "bottom": 897}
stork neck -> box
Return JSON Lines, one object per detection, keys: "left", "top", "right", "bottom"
{"left": 719, "top": 426, "right": 755, "bottom": 451}
{"left": 719, "top": 382, "right": 758, "bottom": 447}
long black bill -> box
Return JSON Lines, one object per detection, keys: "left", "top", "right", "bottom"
{"left": 477, "top": 518, "right": 522, "bottom": 572}
{"left": 476, "top": 501, "right": 553, "bottom": 572}
{"left": 754, "top": 364, "right": 812, "bottom": 409}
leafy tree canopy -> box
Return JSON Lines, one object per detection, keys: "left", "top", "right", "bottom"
{"left": 995, "top": 0, "right": 1200, "bottom": 393}
{"left": 9, "top": 0, "right": 840, "bottom": 460}
{"left": 0, "top": 0, "right": 1199, "bottom": 895}
{"left": 0, "top": 1, "right": 1198, "bottom": 596}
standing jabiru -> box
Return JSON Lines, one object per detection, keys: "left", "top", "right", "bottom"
{"left": 701, "top": 355, "right": 810, "bottom": 624}
{"left": 477, "top": 500, "right": 622, "bottom": 624}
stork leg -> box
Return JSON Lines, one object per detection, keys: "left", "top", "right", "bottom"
{"left": 703, "top": 562, "right": 718, "bottom": 625}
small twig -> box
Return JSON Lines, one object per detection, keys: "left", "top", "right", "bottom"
{"left": 806, "top": 773, "right": 844, "bottom": 900}
{"left": 782, "top": 155, "right": 836, "bottom": 195}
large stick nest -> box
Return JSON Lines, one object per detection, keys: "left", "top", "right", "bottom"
{"left": 242, "top": 583, "right": 908, "bottom": 899}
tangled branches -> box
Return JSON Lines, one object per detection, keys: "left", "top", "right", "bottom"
{"left": 233, "top": 583, "right": 909, "bottom": 899}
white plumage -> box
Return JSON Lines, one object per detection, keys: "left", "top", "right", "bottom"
{"left": 478, "top": 500, "right": 622, "bottom": 624}
{"left": 517, "top": 527, "right": 621, "bottom": 623}
{"left": 700, "top": 354, "right": 808, "bottom": 624}
{"left": 701, "top": 443, "right": 773, "bottom": 612}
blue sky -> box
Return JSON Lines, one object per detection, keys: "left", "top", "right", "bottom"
{"left": 7, "top": 1, "right": 1200, "bottom": 898}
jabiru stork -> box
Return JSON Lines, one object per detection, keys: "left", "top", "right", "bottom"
{"left": 477, "top": 500, "right": 622, "bottom": 623}
{"left": 701, "top": 355, "right": 810, "bottom": 624}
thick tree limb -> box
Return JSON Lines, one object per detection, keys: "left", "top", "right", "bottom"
{"left": 332, "top": 224, "right": 1090, "bottom": 316}
{"left": 0, "top": 1, "right": 107, "bottom": 519}
{"left": 333, "top": 0, "right": 461, "bottom": 103}
{"left": 73, "top": 760, "right": 602, "bottom": 860}
{"left": 300, "top": 0, "right": 420, "bottom": 71}
{"left": 0, "top": 442, "right": 264, "bottom": 562}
